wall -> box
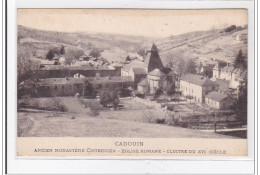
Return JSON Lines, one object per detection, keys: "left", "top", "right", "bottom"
{"left": 37, "top": 81, "right": 134, "bottom": 97}
{"left": 205, "top": 98, "right": 220, "bottom": 109}
{"left": 213, "top": 69, "right": 220, "bottom": 79}
{"left": 220, "top": 71, "right": 232, "bottom": 81}
{"left": 147, "top": 75, "right": 163, "bottom": 94}
{"left": 37, "top": 68, "right": 119, "bottom": 79}
{"left": 180, "top": 80, "right": 203, "bottom": 103}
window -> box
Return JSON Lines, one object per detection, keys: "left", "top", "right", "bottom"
{"left": 62, "top": 85, "right": 65, "bottom": 90}
{"left": 46, "top": 86, "right": 50, "bottom": 90}
{"left": 55, "top": 86, "right": 58, "bottom": 90}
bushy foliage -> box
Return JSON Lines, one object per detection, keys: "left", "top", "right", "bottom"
{"left": 234, "top": 49, "right": 247, "bottom": 69}
{"left": 60, "top": 45, "right": 65, "bottom": 55}
{"left": 100, "top": 90, "right": 119, "bottom": 109}
{"left": 137, "top": 49, "right": 147, "bottom": 57}
{"left": 65, "top": 49, "right": 84, "bottom": 65}
{"left": 46, "top": 50, "right": 55, "bottom": 60}
{"left": 186, "top": 59, "right": 197, "bottom": 74}
{"left": 89, "top": 48, "right": 101, "bottom": 58}
{"left": 229, "top": 81, "right": 247, "bottom": 123}
{"left": 17, "top": 55, "right": 40, "bottom": 99}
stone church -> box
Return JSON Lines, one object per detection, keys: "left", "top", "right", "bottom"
{"left": 121, "top": 43, "right": 175, "bottom": 95}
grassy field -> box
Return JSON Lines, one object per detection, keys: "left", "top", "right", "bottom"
{"left": 17, "top": 97, "right": 234, "bottom": 138}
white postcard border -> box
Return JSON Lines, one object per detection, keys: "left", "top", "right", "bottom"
{"left": 6, "top": 0, "right": 256, "bottom": 174}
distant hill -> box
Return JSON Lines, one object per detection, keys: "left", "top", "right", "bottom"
{"left": 17, "top": 25, "right": 248, "bottom": 66}
{"left": 142, "top": 27, "right": 248, "bottom": 66}
{"left": 17, "top": 25, "right": 149, "bottom": 62}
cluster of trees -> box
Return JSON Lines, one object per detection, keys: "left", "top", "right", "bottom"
{"left": 229, "top": 80, "right": 247, "bottom": 123}
{"left": 229, "top": 50, "right": 247, "bottom": 123}
{"left": 89, "top": 48, "right": 101, "bottom": 58}
{"left": 64, "top": 48, "right": 85, "bottom": 65}
{"left": 175, "top": 58, "right": 197, "bottom": 76}
{"left": 17, "top": 52, "right": 40, "bottom": 99}
{"left": 234, "top": 49, "right": 247, "bottom": 70}
{"left": 100, "top": 90, "right": 120, "bottom": 110}
{"left": 137, "top": 48, "right": 147, "bottom": 58}
{"left": 46, "top": 45, "right": 65, "bottom": 60}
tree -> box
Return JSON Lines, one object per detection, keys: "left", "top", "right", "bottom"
{"left": 89, "top": 48, "right": 101, "bottom": 58}
{"left": 125, "top": 56, "right": 131, "bottom": 62}
{"left": 17, "top": 58, "right": 39, "bottom": 99}
{"left": 186, "top": 95, "right": 194, "bottom": 103}
{"left": 100, "top": 90, "right": 119, "bottom": 109}
{"left": 166, "top": 83, "right": 175, "bottom": 95}
{"left": 83, "top": 80, "right": 95, "bottom": 98}
{"left": 154, "top": 86, "right": 163, "bottom": 99}
{"left": 64, "top": 49, "right": 84, "bottom": 65}
{"left": 60, "top": 45, "right": 65, "bottom": 55}
{"left": 186, "top": 59, "right": 197, "bottom": 74}
{"left": 46, "top": 50, "right": 55, "bottom": 60}
{"left": 137, "top": 49, "right": 147, "bottom": 57}
{"left": 229, "top": 80, "right": 247, "bottom": 123}
{"left": 234, "top": 49, "right": 247, "bottom": 69}
{"left": 176, "top": 58, "right": 187, "bottom": 76}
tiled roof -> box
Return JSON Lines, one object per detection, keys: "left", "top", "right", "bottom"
{"left": 222, "top": 66, "right": 235, "bottom": 72}
{"left": 180, "top": 74, "right": 218, "bottom": 87}
{"left": 39, "top": 76, "right": 133, "bottom": 85}
{"left": 205, "top": 91, "right": 228, "bottom": 102}
{"left": 233, "top": 68, "right": 247, "bottom": 80}
{"left": 40, "top": 65, "right": 113, "bottom": 70}
{"left": 148, "top": 68, "right": 166, "bottom": 77}
{"left": 40, "top": 60, "right": 57, "bottom": 65}
{"left": 137, "top": 78, "right": 148, "bottom": 86}
{"left": 122, "top": 60, "right": 146, "bottom": 71}
{"left": 132, "top": 67, "right": 147, "bottom": 75}
{"left": 215, "top": 79, "right": 230, "bottom": 93}
{"left": 149, "top": 43, "right": 159, "bottom": 52}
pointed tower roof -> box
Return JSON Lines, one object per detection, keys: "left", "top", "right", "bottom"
{"left": 150, "top": 43, "right": 159, "bottom": 52}
{"left": 145, "top": 43, "right": 164, "bottom": 73}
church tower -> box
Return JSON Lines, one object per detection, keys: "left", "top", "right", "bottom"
{"left": 145, "top": 43, "right": 164, "bottom": 73}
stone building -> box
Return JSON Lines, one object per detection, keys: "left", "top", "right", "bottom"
{"left": 205, "top": 91, "right": 235, "bottom": 109}
{"left": 179, "top": 74, "right": 218, "bottom": 103}
{"left": 36, "top": 65, "right": 121, "bottom": 79}
{"left": 121, "top": 43, "right": 175, "bottom": 94}
{"left": 147, "top": 69, "right": 166, "bottom": 94}
{"left": 37, "top": 76, "right": 134, "bottom": 97}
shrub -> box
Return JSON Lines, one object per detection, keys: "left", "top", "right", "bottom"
{"left": 142, "top": 110, "right": 155, "bottom": 123}
{"left": 89, "top": 48, "right": 101, "bottom": 58}
{"left": 156, "top": 118, "right": 165, "bottom": 124}
{"left": 58, "top": 104, "right": 68, "bottom": 112}
{"left": 78, "top": 99, "right": 101, "bottom": 116}
{"left": 99, "top": 91, "right": 118, "bottom": 108}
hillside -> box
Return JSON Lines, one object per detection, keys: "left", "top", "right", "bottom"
{"left": 142, "top": 27, "right": 248, "bottom": 66}
{"left": 17, "top": 25, "right": 149, "bottom": 62}
{"left": 17, "top": 25, "right": 248, "bottom": 67}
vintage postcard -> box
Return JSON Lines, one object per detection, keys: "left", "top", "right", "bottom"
{"left": 17, "top": 9, "right": 248, "bottom": 157}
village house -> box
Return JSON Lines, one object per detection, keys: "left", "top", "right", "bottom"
{"left": 37, "top": 76, "right": 134, "bottom": 97}
{"left": 36, "top": 65, "right": 122, "bottom": 79}
{"left": 205, "top": 91, "right": 235, "bottom": 109}
{"left": 40, "top": 60, "right": 59, "bottom": 68}
{"left": 212, "top": 63, "right": 247, "bottom": 90}
{"left": 197, "top": 64, "right": 215, "bottom": 78}
{"left": 179, "top": 74, "right": 219, "bottom": 103}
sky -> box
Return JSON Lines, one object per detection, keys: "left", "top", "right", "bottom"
{"left": 17, "top": 9, "right": 248, "bottom": 38}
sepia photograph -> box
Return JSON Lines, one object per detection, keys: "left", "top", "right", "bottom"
{"left": 17, "top": 9, "right": 248, "bottom": 140}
